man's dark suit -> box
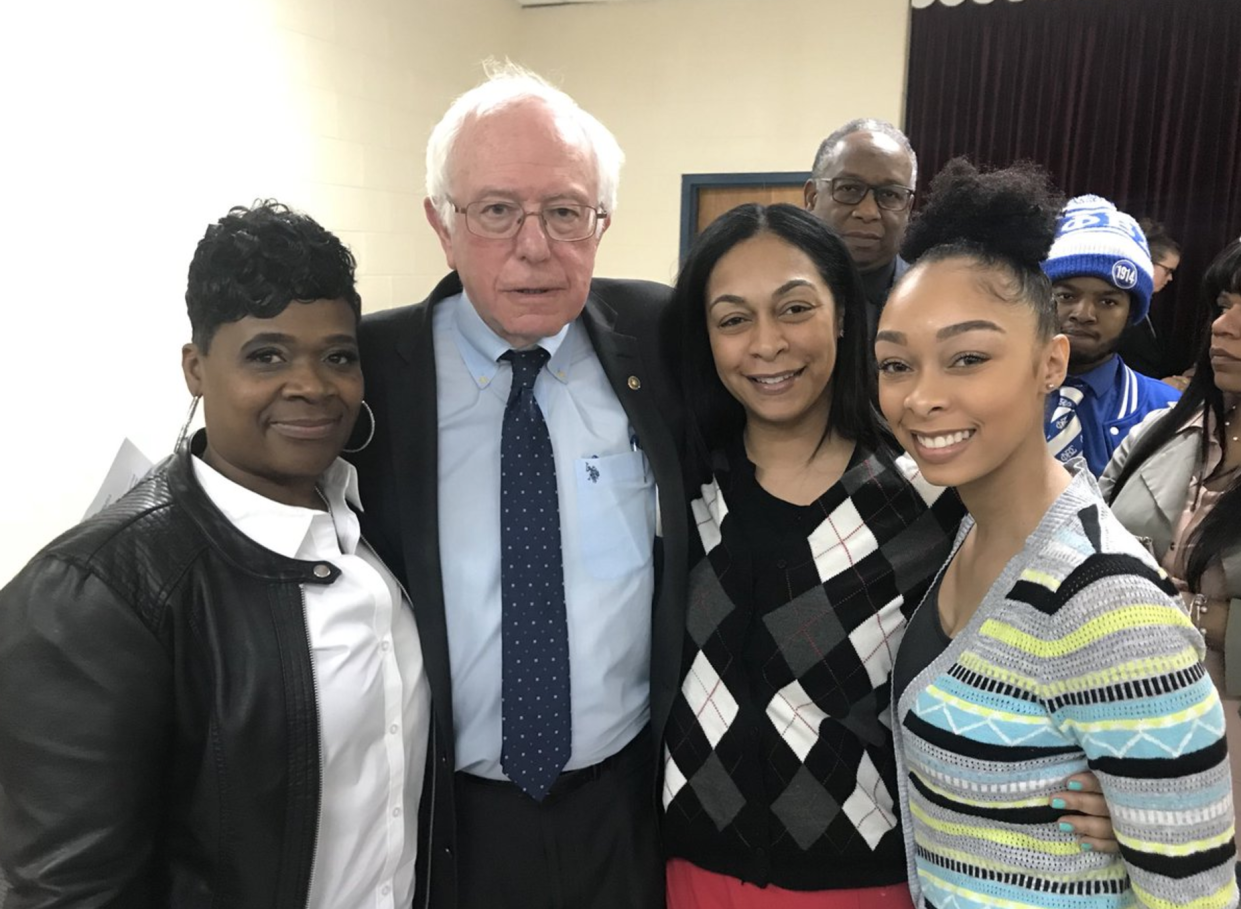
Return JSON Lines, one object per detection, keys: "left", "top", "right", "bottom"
{"left": 350, "top": 272, "right": 688, "bottom": 908}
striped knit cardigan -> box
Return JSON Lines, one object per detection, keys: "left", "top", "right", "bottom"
{"left": 893, "top": 464, "right": 1238, "bottom": 909}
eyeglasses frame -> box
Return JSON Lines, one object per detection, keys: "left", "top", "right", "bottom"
{"left": 449, "top": 198, "right": 609, "bottom": 242}
{"left": 812, "top": 177, "right": 916, "bottom": 213}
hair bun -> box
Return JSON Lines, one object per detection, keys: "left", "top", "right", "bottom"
{"left": 901, "top": 158, "right": 1065, "bottom": 270}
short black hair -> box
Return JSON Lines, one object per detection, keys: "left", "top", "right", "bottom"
{"left": 186, "top": 201, "right": 361, "bottom": 350}
{"left": 899, "top": 158, "right": 1065, "bottom": 340}
{"left": 810, "top": 118, "right": 918, "bottom": 184}
{"left": 671, "top": 203, "right": 881, "bottom": 486}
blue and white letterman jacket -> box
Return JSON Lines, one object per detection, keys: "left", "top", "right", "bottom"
{"left": 1045, "top": 354, "right": 1180, "bottom": 476}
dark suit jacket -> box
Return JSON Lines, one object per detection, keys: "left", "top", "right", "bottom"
{"left": 1118, "top": 315, "right": 1168, "bottom": 378}
{"left": 350, "top": 273, "right": 688, "bottom": 908}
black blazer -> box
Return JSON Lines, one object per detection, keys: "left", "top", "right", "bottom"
{"left": 351, "top": 273, "right": 688, "bottom": 908}
{"left": 1118, "top": 315, "right": 1168, "bottom": 378}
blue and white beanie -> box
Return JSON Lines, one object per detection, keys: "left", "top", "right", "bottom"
{"left": 1042, "top": 195, "right": 1153, "bottom": 324}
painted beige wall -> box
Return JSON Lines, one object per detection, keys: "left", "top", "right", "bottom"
{"left": 517, "top": 0, "right": 912, "bottom": 285}
{"left": 0, "top": 0, "right": 520, "bottom": 583}
{"left": 0, "top": 0, "right": 909, "bottom": 583}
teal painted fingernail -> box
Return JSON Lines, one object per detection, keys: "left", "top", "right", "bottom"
{"left": 1059, "top": 822, "right": 1075, "bottom": 832}
{"left": 1051, "top": 798, "right": 1067, "bottom": 809}
{"left": 1081, "top": 842, "right": 1093, "bottom": 852}
{"left": 1067, "top": 781, "right": 1084, "bottom": 791}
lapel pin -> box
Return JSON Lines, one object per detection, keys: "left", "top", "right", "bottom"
{"left": 627, "top": 375, "right": 641, "bottom": 390}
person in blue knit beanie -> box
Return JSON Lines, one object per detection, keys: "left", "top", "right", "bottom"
{"left": 1042, "top": 194, "right": 1181, "bottom": 475}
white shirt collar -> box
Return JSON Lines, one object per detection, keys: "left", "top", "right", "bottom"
{"left": 452, "top": 291, "right": 577, "bottom": 390}
{"left": 191, "top": 455, "right": 364, "bottom": 559}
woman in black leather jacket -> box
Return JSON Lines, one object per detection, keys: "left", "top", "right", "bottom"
{"left": 0, "top": 202, "right": 428, "bottom": 909}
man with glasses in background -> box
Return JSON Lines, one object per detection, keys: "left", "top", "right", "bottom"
{"left": 349, "top": 63, "right": 687, "bottom": 909}
{"left": 804, "top": 118, "right": 918, "bottom": 342}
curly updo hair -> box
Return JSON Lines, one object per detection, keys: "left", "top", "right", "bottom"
{"left": 186, "top": 200, "right": 361, "bottom": 350}
{"left": 900, "top": 158, "right": 1065, "bottom": 339}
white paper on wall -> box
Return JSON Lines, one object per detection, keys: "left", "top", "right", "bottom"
{"left": 83, "top": 439, "right": 154, "bottom": 520}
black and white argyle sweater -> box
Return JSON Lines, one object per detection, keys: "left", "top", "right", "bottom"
{"left": 661, "top": 441, "right": 964, "bottom": 891}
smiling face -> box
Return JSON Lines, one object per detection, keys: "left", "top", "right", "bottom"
{"left": 425, "top": 99, "right": 608, "bottom": 348}
{"left": 1053, "top": 276, "right": 1131, "bottom": 373}
{"left": 804, "top": 131, "right": 915, "bottom": 274}
{"left": 181, "top": 298, "right": 362, "bottom": 508}
{"left": 1211, "top": 290, "right": 1241, "bottom": 394}
{"left": 706, "top": 232, "right": 841, "bottom": 438}
{"left": 876, "top": 259, "right": 1068, "bottom": 490}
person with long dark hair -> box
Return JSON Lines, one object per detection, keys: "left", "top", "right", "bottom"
{"left": 877, "top": 160, "right": 1236, "bottom": 909}
{"left": 1101, "top": 237, "right": 1241, "bottom": 830}
{"left": 660, "top": 203, "right": 1111, "bottom": 909}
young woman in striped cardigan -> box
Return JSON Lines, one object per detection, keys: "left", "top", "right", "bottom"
{"left": 875, "top": 159, "right": 1237, "bottom": 909}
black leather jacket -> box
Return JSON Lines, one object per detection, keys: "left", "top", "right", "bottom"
{"left": 0, "top": 442, "right": 341, "bottom": 908}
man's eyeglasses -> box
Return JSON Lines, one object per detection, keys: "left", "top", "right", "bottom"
{"left": 814, "top": 178, "right": 915, "bottom": 213}
{"left": 452, "top": 199, "right": 607, "bottom": 242}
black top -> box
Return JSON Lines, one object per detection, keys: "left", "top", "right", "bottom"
{"left": 0, "top": 439, "right": 337, "bottom": 907}
{"left": 661, "top": 439, "right": 964, "bottom": 891}
{"left": 1118, "top": 316, "right": 1168, "bottom": 378}
{"left": 859, "top": 256, "right": 910, "bottom": 345}
{"left": 891, "top": 576, "right": 953, "bottom": 702}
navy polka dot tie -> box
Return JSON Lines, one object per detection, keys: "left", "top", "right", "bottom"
{"left": 500, "top": 348, "right": 571, "bottom": 801}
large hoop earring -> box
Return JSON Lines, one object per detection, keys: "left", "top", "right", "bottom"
{"left": 174, "top": 395, "right": 201, "bottom": 454}
{"left": 343, "top": 400, "right": 376, "bottom": 453}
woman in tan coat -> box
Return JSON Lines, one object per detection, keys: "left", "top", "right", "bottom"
{"left": 1101, "top": 237, "right": 1241, "bottom": 826}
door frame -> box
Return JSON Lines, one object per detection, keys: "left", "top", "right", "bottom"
{"left": 679, "top": 171, "right": 812, "bottom": 263}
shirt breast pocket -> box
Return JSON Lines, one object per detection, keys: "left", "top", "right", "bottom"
{"left": 574, "top": 451, "right": 656, "bottom": 580}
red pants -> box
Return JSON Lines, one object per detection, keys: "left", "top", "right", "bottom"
{"left": 666, "top": 859, "right": 916, "bottom": 909}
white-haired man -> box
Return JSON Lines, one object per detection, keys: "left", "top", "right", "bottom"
{"left": 804, "top": 118, "right": 919, "bottom": 342}
{"left": 350, "top": 66, "right": 687, "bottom": 908}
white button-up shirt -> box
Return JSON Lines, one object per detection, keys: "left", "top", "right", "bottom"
{"left": 193, "top": 456, "right": 430, "bottom": 909}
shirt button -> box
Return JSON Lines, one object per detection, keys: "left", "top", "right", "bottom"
{"left": 381, "top": 640, "right": 391, "bottom": 651}
{"left": 392, "top": 807, "right": 402, "bottom": 817}
{"left": 381, "top": 884, "right": 391, "bottom": 896}
{"left": 390, "top": 723, "right": 400, "bottom": 735}
{"left": 312, "top": 563, "right": 331, "bottom": 578}
{"left": 1109, "top": 427, "right": 1120, "bottom": 436}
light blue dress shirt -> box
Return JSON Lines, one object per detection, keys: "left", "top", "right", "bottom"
{"left": 434, "top": 292, "right": 657, "bottom": 778}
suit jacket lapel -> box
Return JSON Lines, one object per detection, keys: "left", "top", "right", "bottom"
{"left": 581, "top": 287, "right": 688, "bottom": 754}
{"left": 1136, "top": 429, "right": 1199, "bottom": 553}
{"left": 386, "top": 273, "right": 461, "bottom": 752}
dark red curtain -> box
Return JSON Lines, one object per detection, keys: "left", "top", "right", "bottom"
{"left": 905, "top": 0, "right": 1241, "bottom": 372}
